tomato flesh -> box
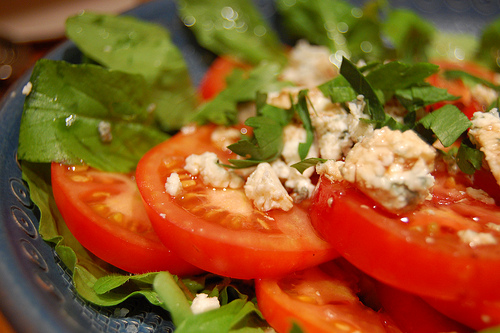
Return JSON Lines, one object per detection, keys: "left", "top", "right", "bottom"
{"left": 51, "top": 163, "right": 202, "bottom": 275}
{"left": 310, "top": 171, "right": 500, "bottom": 301}
{"left": 136, "top": 125, "right": 338, "bottom": 279}
{"left": 256, "top": 258, "right": 402, "bottom": 333}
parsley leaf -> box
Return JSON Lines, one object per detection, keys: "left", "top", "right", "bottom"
{"left": 291, "top": 157, "right": 328, "bottom": 174}
{"left": 417, "top": 104, "right": 471, "bottom": 147}
{"left": 456, "top": 138, "right": 484, "bottom": 175}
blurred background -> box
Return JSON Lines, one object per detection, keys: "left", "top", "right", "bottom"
{"left": 0, "top": 0, "right": 152, "bottom": 99}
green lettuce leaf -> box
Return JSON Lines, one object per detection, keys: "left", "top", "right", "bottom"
{"left": 177, "top": 0, "right": 286, "bottom": 66}
{"left": 476, "top": 17, "right": 500, "bottom": 72}
{"left": 66, "top": 12, "right": 198, "bottom": 132}
{"left": 18, "top": 59, "right": 169, "bottom": 173}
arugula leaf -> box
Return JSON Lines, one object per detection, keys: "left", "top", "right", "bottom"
{"left": 291, "top": 157, "right": 328, "bottom": 174}
{"left": 66, "top": 12, "right": 198, "bottom": 132}
{"left": 154, "top": 272, "right": 268, "bottom": 333}
{"left": 18, "top": 59, "right": 169, "bottom": 173}
{"left": 382, "top": 9, "right": 435, "bottom": 62}
{"left": 294, "top": 90, "right": 315, "bottom": 160}
{"left": 418, "top": 104, "right": 471, "bottom": 147}
{"left": 192, "top": 62, "right": 289, "bottom": 125}
{"left": 339, "top": 57, "right": 386, "bottom": 123}
{"left": 177, "top": 0, "right": 286, "bottom": 66}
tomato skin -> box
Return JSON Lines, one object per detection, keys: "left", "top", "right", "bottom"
{"left": 423, "top": 296, "right": 500, "bottom": 331}
{"left": 255, "top": 259, "right": 402, "bottom": 333}
{"left": 136, "top": 125, "right": 338, "bottom": 279}
{"left": 375, "top": 282, "right": 473, "bottom": 333}
{"left": 309, "top": 175, "right": 500, "bottom": 301}
{"left": 199, "top": 56, "right": 251, "bottom": 100}
{"left": 51, "top": 163, "right": 202, "bottom": 275}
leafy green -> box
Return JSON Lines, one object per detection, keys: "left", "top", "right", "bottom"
{"left": 339, "top": 57, "right": 386, "bottom": 123}
{"left": 318, "top": 76, "right": 358, "bottom": 103}
{"left": 395, "top": 85, "right": 459, "bottom": 112}
{"left": 456, "top": 139, "right": 484, "bottom": 175}
{"left": 154, "top": 272, "right": 268, "bottom": 333}
{"left": 418, "top": 104, "right": 471, "bottom": 147}
{"left": 192, "top": 62, "right": 289, "bottom": 125}
{"left": 365, "top": 61, "right": 439, "bottom": 91}
{"left": 291, "top": 157, "right": 328, "bottom": 174}
{"left": 294, "top": 90, "right": 315, "bottom": 160}
{"left": 177, "top": 0, "right": 286, "bottom": 66}
{"left": 275, "top": 0, "right": 355, "bottom": 55}
{"left": 66, "top": 12, "right": 198, "bottom": 132}
{"left": 18, "top": 59, "right": 169, "bottom": 173}
{"left": 382, "top": 9, "right": 435, "bottom": 62}
{"left": 476, "top": 17, "right": 500, "bottom": 72}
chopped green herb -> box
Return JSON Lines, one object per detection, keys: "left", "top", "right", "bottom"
{"left": 294, "top": 90, "right": 315, "bottom": 160}
{"left": 291, "top": 157, "right": 328, "bottom": 174}
{"left": 418, "top": 104, "right": 471, "bottom": 147}
{"left": 456, "top": 139, "right": 484, "bottom": 175}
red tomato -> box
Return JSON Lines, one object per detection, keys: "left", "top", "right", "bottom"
{"left": 51, "top": 163, "right": 202, "bottom": 275}
{"left": 424, "top": 295, "right": 500, "bottom": 331}
{"left": 136, "top": 125, "right": 338, "bottom": 279}
{"left": 309, "top": 167, "right": 500, "bottom": 301}
{"left": 427, "top": 60, "right": 497, "bottom": 119}
{"left": 199, "top": 56, "right": 251, "bottom": 100}
{"left": 375, "top": 282, "right": 473, "bottom": 333}
{"left": 255, "top": 258, "right": 402, "bottom": 333}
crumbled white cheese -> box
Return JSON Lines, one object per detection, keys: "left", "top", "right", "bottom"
{"left": 165, "top": 172, "right": 182, "bottom": 196}
{"left": 466, "top": 187, "right": 495, "bottom": 205}
{"left": 468, "top": 109, "right": 500, "bottom": 186}
{"left": 190, "top": 293, "right": 220, "bottom": 315}
{"left": 210, "top": 126, "right": 242, "bottom": 152}
{"left": 486, "top": 222, "right": 500, "bottom": 232}
{"left": 472, "top": 84, "right": 498, "bottom": 107}
{"left": 341, "top": 127, "right": 436, "bottom": 212}
{"left": 22, "top": 81, "right": 32, "bottom": 95}
{"left": 280, "top": 39, "right": 336, "bottom": 87}
{"left": 184, "top": 152, "right": 244, "bottom": 189}
{"left": 98, "top": 121, "right": 113, "bottom": 143}
{"left": 457, "top": 229, "right": 497, "bottom": 247}
{"left": 346, "top": 95, "right": 374, "bottom": 144}
{"left": 285, "top": 168, "right": 316, "bottom": 201}
{"left": 244, "top": 162, "right": 293, "bottom": 211}
{"left": 316, "top": 160, "right": 345, "bottom": 183}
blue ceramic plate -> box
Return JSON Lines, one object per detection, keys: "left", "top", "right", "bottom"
{"left": 0, "top": 1, "right": 498, "bottom": 332}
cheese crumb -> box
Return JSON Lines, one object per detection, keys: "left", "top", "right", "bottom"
{"left": 184, "top": 152, "right": 243, "bottom": 189}
{"left": 245, "top": 162, "right": 293, "bottom": 211}
{"left": 468, "top": 109, "right": 500, "bottom": 186}
{"left": 165, "top": 172, "right": 182, "bottom": 196}
{"left": 342, "top": 127, "right": 436, "bottom": 212}
{"left": 457, "top": 229, "right": 497, "bottom": 247}
{"left": 22, "top": 81, "right": 32, "bottom": 95}
{"left": 98, "top": 121, "right": 113, "bottom": 143}
{"left": 190, "top": 293, "right": 220, "bottom": 315}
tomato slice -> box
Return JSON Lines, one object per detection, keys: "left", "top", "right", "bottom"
{"left": 423, "top": 295, "right": 500, "bottom": 331}
{"left": 375, "top": 282, "right": 473, "bottom": 333}
{"left": 199, "top": 56, "right": 251, "bottom": 101}
{"left": 310, "top": 169, "right": 500, "bottom": 301}
{"left": 255, "top": 258, "right": 402, "bottom": 333}
{"left": 136, "top": 125, "right": 338, "bottom": 279}
{"left": 51, "top": 163, "right": 203, "bottom": 275}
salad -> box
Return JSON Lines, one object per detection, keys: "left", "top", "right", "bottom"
{"left": 15, "top": 0, "right": 500, "bottom": 332}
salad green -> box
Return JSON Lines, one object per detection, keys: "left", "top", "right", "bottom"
{"left": 15, "top": 0, "right": 500, "bottom": 331}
